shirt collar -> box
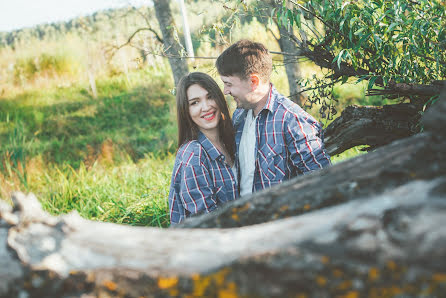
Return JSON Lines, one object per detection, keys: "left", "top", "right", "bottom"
{"left": 197, "top": 131, "right": 223, "bottom": 161}
{"left": 259, "top": 83, "right": 276, "bottom": 114}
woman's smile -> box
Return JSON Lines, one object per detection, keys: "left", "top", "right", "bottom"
{"left": 202, "top": 111, "right": 216, "bottom": 121}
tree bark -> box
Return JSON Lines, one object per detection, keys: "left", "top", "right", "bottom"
{"left": 323, "top": 103, "right": 422, "bottom": 156}
{"left": 277, "top": 25, "right": 303, "bottom": 105}
{"left": 153, "top": 0, "right": 189, "bottom": 86}
{"left": 1, "top": 178, "right": 445, "bottom": 297}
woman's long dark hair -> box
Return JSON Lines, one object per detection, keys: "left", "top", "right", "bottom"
{"left": 176, "top": 72, "right": 235, "bottom": 161}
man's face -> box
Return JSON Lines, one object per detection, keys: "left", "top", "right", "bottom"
{"left": 220, "top": 75, "right": 254, "bottom": 110}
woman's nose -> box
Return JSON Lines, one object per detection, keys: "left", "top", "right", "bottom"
{"left": 201, "top": 99, "right": 211, "bottom": 110}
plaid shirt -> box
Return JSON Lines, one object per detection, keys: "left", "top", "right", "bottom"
{"left": 168, "top": 132, "right": 238, "bottom": 224}
{"left": 233, "top": 84, "right": 331, "bottom": 192}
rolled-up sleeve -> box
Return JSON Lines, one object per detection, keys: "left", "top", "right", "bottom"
{"left": 285, "top": 112, "right": 331, "bottom": 174}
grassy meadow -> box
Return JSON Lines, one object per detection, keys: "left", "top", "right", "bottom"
{"left": 0, "top": 6, "right": 375, "bottom": 227}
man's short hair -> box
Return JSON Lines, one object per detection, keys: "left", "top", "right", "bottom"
{"left": 216, "top": 39, "right": 272, "bottom": 82}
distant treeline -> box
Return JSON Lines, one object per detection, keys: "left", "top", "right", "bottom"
{"left": 0, "top": 7, "right": 151, "bottom": 48}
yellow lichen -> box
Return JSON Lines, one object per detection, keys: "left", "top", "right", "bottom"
{"left": 368, "top": 267, "right": 379, "bottom": 282}
{"left": 158, "top": 277, "right": 178, "bottom": 289}
{"left": 337, "top": 280, "right": 352, "bottom": 290}
{"left": 332, "top": 269, "right": 343, "bottom": 278}
{"left": 231, "top": 213, "right": 239, "bottom": 221}
{"left": 342, "top": 290, "right": 359, "bottom": 298}
{"left": 316, "top": 276, "right": 327, "bottom": 286}
{"left": 103, "top": 280, "right": 117, "bottom": 291}
{"left": 188, "top": 268, "right": 237, "bottom": 298}
{"left": 432, "top": 273, "right": 446, "bottom": 282}
{"left": 320, "top": 256, "right": 330, "bottom": 264}
{"left": 218, "top": 281, "right": 238, "bottom": 298}
{"left": 303, "top": 204, "right": 311, "bottom": 211}
{"left": 386, "top": 260, "right": 397, "bottom": 271}
{"left": 279, "top": 205, "right": 289, "bottom": 212}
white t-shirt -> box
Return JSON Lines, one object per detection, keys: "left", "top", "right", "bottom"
{"left": 239, "top": 110, "right": 257, "bottom": 196}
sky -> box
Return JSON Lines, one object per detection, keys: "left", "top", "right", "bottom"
{"left": 0, "top": 0, "right": 147, "bottom": 32}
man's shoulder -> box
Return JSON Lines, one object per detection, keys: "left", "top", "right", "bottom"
{"left": 270, "top": 91, "right": 320, "bottom": 128}
{"left": 271, "top": 92, "right": 304, "bottom": 116}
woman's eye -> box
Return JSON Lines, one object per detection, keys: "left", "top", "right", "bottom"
{"left": 190, "top": 101, "right": 197, "bottom": 105}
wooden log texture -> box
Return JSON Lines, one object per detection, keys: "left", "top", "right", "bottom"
{"left": 323, "top": 103, "right": 421, "bottom": 156}
{"left": 1, "top": 179, "right": 446, "bottom": 297}
{"left": 180, "top": 132, "right": 446, "bottom": 229}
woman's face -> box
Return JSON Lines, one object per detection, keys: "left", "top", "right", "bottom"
{"left": 187, "top": 84, "right": 221, "bottom": 134}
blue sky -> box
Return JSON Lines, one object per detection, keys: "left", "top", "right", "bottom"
{"left": 0, "top": 0, "right": 147, "bottom": 32}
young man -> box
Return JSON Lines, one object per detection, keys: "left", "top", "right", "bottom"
{"left": 216, "top": 39, "right": 331, "bottom": 196}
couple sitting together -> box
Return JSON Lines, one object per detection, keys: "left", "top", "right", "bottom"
{"left": 168, "top": 39, "right": 331, "bottom": 225}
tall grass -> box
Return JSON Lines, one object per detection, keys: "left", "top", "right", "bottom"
{"left": 33, "top": 154, "right": 174, "bottom": 227}
{"left": 1, "top": 63, "right": 177, "bottom": 227}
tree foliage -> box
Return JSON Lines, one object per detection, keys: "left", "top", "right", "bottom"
{"left": 274, "top": 0, "right": 445, "bottom": 117}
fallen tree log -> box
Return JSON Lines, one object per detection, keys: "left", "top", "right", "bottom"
{"left": 181, "top": 132, "right": 446, "bottom": 229}
{"left": 323, "top": 103, "right": 421, "bottom": 156}
{"left": 1, "top": 179, "right": 446, "bottom": 297}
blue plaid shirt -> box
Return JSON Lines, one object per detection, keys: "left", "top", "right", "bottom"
{"left": 168, "top": 132, "right": 238, "bottom": 224}
{"left": 233, "top": 85, "right": 331, "bottom": 192}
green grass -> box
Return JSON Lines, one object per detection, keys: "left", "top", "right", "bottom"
{"left": 32, "top": 154, "right": 174, "bottom": 227}
{"left": 0, "top": 67, "right": 177, "bottom": 167}
{"left": 0, "top": 67, "right": 177, "bottom": 227}
{"left": 330, "top": 146, "right": 368, "bottom": 164}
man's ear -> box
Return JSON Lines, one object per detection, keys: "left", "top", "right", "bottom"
{"left": 250, "top": 74, "right": 260, "bottom": 91}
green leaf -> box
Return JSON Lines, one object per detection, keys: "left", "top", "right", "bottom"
{"left": 386, "top": 22, "right": 398, "bottom": 33}
{"left": 368, "top": 76, "right": 379, "bottom": 89}
{"left": 354, "top": 27, "right": 366, "bottom": 36}
{"left": 350, "top": 17, "right": 358, "bottom": 26}
{"left": 294, "top": 10, "right": 301, "bottom": 28}
{"left": 356, "top": 75, "right": 368, "bottom": 84}
{"left": 288, "top": 10, "right": 294, "bottom": 27}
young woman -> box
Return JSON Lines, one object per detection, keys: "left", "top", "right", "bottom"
{"left": 168, "top": 72, "right": 238, "bottom": 225}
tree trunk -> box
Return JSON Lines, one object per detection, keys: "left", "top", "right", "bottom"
{"left": 323, "top": 103, "right": 422, "bottom": 156}
{"left": 277, "top": 24, "right": 303, "bottom": 105}
{"left": 153, "top": 0, "right": 189, "bottom": 86}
